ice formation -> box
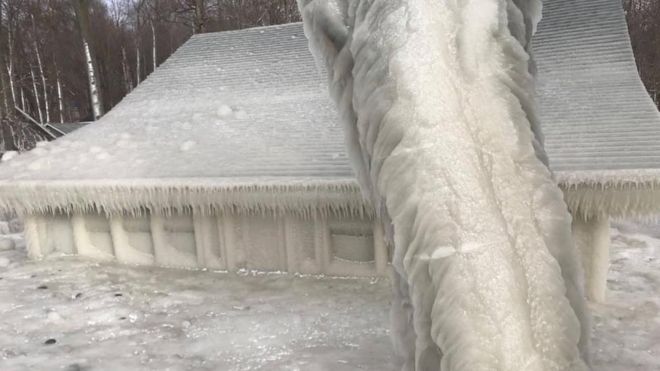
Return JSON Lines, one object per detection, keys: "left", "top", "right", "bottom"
{"left": 298, "top": 0, "right": 590, "bottom": 369}
{"left": 0, "top": 5, "right": 658, "bottom": 221}
{"left": 0, "top": 25, "right": 369, "bottom": 219}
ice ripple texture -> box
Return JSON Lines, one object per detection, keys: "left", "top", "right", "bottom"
{"left": 298, "top": 0, "right": 590, "bottom": 370}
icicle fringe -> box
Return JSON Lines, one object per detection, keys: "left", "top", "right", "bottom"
{"left": 556, "top": 169, "right": 660, "bottom": 220}
{"left": 1, "top": 172, "right": 659, "bottom": 221}
{"left": 0, "top": 178, "right": 372, "bottom": 219}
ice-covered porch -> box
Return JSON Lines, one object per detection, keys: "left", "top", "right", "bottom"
{"left": 24, "top": 210, "right": 388, "bottom": 278}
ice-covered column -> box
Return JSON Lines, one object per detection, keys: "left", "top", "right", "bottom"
{"left": 23, "top": 215, "right": 43, "bottom": 259}
{"left": 299, "top": 0, "right": 590, "bottom": 369}
{"left": 572, "top": 215, "right": 611, "bottom": 303}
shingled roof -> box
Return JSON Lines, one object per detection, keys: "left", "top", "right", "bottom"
{"left": 535, "top": 0, "right": 660, "bottom": 217}
{"left": 0, "top": 0, "right": 658, "bottom": 218}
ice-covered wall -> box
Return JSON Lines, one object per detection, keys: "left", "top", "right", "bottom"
{"left": 299, "top": 0, "right": 589, "bottom": 369}
{"left": 24, "top": 210, "right": 388, "bottom": 277}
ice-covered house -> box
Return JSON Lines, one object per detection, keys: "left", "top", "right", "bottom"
{"left": 0, "top": 0, "right": 658, "bottom": 302}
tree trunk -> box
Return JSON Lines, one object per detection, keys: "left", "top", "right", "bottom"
{"left": 151, "top": 20, "right": 157, "bottom": 72}
{"left": 134, "top": 0, "right": 144, "bottom": 84}
{"left": 34, "top": 43, "right": 50, "bottom": 123}
{"left": 0, "top": 0, "right": 15, "bottom": 119}
{"left": 6, "top": 27, "right": 17, "bottom": 106}
{"left": 136, "top": 44, "right": 141, "bottom": 84}
{"left": 0, "top": 74, "right": 6, "bottom": 116}
{"left": 121, "top": 47, "right": 133, "bottom": 93}
{"left": 56, "top": 70, "right": 64, "bottom": 124}
{"left": 20, "top": 87, "right": 26, "bottom": 111}
{"left": 32, "top": 15, "right": 50, "bottom": 123}
{"left": 30, "top": 65, "right": 44, "bottom": 124}
{"left": 0, "top": 64, "right": 8, "bottom": 115}
{"left": 75, "top": 0, "right": 104, "bottom": 120}
{"left": 194, "top": 0, "right": 206, "bottom": 34}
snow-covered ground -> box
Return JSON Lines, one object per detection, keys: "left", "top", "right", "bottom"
{"left": 0, "top": 220, "right": 658, "bottom": 370}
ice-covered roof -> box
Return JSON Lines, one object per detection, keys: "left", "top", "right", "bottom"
{"left": 533, "top": 0, "right": 660, "bottom": 217}
{"left": 0, "top": 0, "right": 659, "bottom": 217}
{"left": 0, "top": 24, "right": 365, "bottom": 216}
{"left": 535, "top": 0, "right": 660, "bottom": 175}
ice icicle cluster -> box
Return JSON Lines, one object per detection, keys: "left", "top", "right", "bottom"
{"left": 0, "top": 179, "right": 370, "bottom": 219}
{"left": 298, "top": 0, "right": 590, "bottom": 370}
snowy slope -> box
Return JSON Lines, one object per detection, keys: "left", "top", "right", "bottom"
{"left": 0, "top": 222, "right": 658, "bottom": 370}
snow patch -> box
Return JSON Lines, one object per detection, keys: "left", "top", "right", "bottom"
{"left": 216, "top": 105, "right": 233, "bottom": 117}
{"left": 234, "top": 110, "right": 248, "bottom": 120}
{"left": 0, "top": 222, "right": 657, "bottom": 370}
{"left": 96, "top": 152, "right": 111, "bottom": 161}
{"left": 28, "top": 159, "right": 46, "bottom": 171}
{"left": 180, "top": 141, "right": 196, "bottom": 152}
{"left": 1, "top": 151, "right": 18, "bottom": 162}
{"left": 0, "top": 237, "right": 14, "bottom": 251}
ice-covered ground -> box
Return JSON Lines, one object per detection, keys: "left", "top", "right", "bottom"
{"left": 0, "top": 221, "right": 658, "bottom": 371}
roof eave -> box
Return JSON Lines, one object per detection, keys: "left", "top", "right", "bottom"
{"left": 3, "top": 169, "right": 660, "bottom": 220}
{"left": 556, "top": 169, "right": 660, "bottom": 219}
{"left": 0, "top": 178, "right": 372, "bottom": 219}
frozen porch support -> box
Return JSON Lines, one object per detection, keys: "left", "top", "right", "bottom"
{"left": 572, "top": 214, "right": 611, "bottom": 303}
{"left": 24, "top": 215, "right": 43, "bottom": 259}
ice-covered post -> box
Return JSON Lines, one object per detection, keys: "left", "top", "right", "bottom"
{"left": 572, "top": 214, "right": 611, "bottom": 303}
{"left": 299, "top": 0, "right": 591, "bottom": 369}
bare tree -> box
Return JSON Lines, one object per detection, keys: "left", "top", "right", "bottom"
{"left": 194, "top": 0, "right": 206, "bottom": 33}
{"left": 75, "top": 0, "right": 104, "bottom": 120}
{"left": 20, "top": 87, "right": 25, "bottom": 111}
{"left": 29, "top": 64, "right": 43, "bottom": 123}
{"left": 5, "top": 20, "right": 16, "bottom": 106}
{"left": 134, "top": 0, "right": 146, "bottom": 84}
{"left": 121, "top": 47, "right": 133, "bottom": 93}
{"left": 55, "top": 66, "right": 64, "bottom": 123}
{"left": 3, "top": 0, "right": 302, "bottom": 124}
{"left": 151, "top": 19, "right": 157, "bottom": 71}
{"left": 0, "top": 0, "right": 16, "bottom": 118}
{"left": 31, "top": 15, "right": 50, "bottom": 123}
{"left": 625, "top": 0, "right": 660, "bottom": 105}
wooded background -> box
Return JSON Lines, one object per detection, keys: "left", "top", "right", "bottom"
{"left": 625, "top": 0, "right": 660, "bottom": 106}
{"left": 0, "top": 0, "right": 300, "bottom": 126}
{"left": 0, "top": 0, "right": 657, "bottom": 150}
